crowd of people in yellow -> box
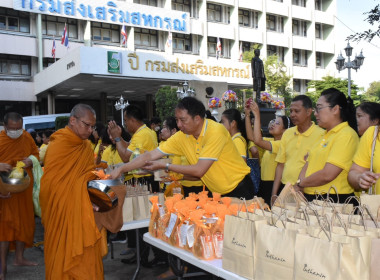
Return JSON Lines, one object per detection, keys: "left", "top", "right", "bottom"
{"left": 0, "top": 87, "right": 379, "bottom": 279}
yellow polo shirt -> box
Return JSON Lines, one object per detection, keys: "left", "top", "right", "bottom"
{"left": 128, "top": 124, "right": 158, "bottom": 178}
{"left": 303, "top": 122, "right": 358, "bottom": 195}
{"left": 170, "top": 155, "right": 203, "bottom": 187}
{"left": 353, "top": 126, "right": 380, "bottom": 194}
{"left": 261, "top": 138, "right": 281, "bottom": 181}
{"left": 232, "top": 133, "right": 247, "bottom": 158}
{"left": 276, "top": 122, "right": 325, "bottom": 184}
{"left": 158, "top": 119, "right": 250, "bottom": 194}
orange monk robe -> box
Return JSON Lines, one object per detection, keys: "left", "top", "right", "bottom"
{"left": 40, "top": 127, "right": 103, "bottom": 280}
{"left": 0, "top": 131, "right": 39, "bottom": 247}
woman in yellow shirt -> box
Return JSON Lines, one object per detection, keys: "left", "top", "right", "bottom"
{"left": 245, "top": 101, "right": 293, "bottom": 204}
{"left": 296, "top": 88, "right": 359, "bottom": 202}
{"left": 356, "top": 102, "right": 380, "bottom": 136}
{"left": 221, "top": 108, "right": 248, "bottom": 161}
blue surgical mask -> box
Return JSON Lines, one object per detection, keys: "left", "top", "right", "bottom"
{"left": 7, "top": 129, "right": 23, "bottom": 139}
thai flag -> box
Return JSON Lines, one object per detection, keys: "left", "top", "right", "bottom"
{"left": 216, "top": 37, "right": 222, "bottom": 59}
{"left": 166, "top": 30, "right": 172, "bottom": 48}
{"left": 52, "top": 38, "right": 56, "bottom": 59}
{"left": 61, "top": 23, "right": 69, "bottom": 47}
{"left": 239, "top": 41, "right": 243, "bottom": 62}
{"left": 121, "top": 23, "right": 127, "bottom": 46}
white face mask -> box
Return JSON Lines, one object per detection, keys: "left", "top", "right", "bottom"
{"left": 154, "top": 126, "right": 161, "bottom": 132}
{"left": 6, "top": 129, "right": 23, "bottom": 139}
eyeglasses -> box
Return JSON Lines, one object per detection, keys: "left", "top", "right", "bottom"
{"left": 269, "top": 119, "right": 281, "bottom": 126}
{"left": 314, "top": 105, "right": 332, "bottom": 113}
{"left": 75, "top": 117, "right": 96, "bottom": 130}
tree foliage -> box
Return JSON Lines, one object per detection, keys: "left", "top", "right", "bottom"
{"left": 154, "top": 86, "right": 179, "bottom": 120}
{"left": 242, "top": 44, "right": 261, "bottom": 63}
{"left": 306, "top": 76, "right": 362, "bottom": 106}
{"left": 347, "top": 5, "right": 380, "bottom": 42}
{"left": 264, "top": 55, "right": 292, "bottom": 97}
{"left": 363, "top": 80, "right": 380, "bottom": 102}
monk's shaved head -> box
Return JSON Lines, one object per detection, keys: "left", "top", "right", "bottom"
{"left": 70, "top": 104, "right": 96, "bottom": 118}
{"left": 4, "top": 112, "right": 23, "bottom": 125}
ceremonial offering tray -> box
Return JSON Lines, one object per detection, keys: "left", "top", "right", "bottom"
{"left": 87, "top": 177, "right": 123, "bottom": 212}
{"left": 0, "top": 170, "right": 30, "bottom": 194}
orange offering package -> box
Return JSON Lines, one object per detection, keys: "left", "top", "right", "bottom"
{"left": 148, "top": 196, "right": 160, "bottom": 237}
{"left": 191, "top": 210, "right": 215, "bottom": 260}
{"left": 91, "top": 169, "right": 111, "bottom": 180}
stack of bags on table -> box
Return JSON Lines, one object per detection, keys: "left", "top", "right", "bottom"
{"left": 222, "top": 183, "right": 380, "bottom": 280}
{"left": 122, "top": 181, "right": 165, "bottom": 222}
{"left": 148, "top": 191, "right": 266, "bottom": 261}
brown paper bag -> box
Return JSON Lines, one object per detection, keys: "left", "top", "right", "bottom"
{"left": 132, "top": 195, "right": 151, "bottom": 220}
{"left": 255, "top": 223, "right": 299, "bottom": 280}
{"left": 122, "top": 196, "right": 133, "bottom": 223}
{"left": 222, "top": 213, "right": 267, "bottom": 279}
{"left": 294, "top": 233, "right": 342, "bottom": 280}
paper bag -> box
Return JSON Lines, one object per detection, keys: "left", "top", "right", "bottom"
{"left": 294, "top": 233, "right": 342, "bottom": 280}
{"left": 132, "top": 195, "right": 150, "bottom": 220}
{"left": 122, "top": 196, "right": 133, "bottom": 223}
{"left": 222, "top": 213, "right": 266, "bottom": 279}
{"left": 255, "top": 223, "right": 298, "bottom": 280}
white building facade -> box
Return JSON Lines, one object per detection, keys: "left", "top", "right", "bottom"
{"left": 0, "top": 0, "right": 337, "bottom": 121}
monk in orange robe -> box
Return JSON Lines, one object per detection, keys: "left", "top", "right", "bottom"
{"left": 0, "top": 112, "right": 39, "bottom": 279}
{"left": 40, "top": 104, "right": 103, "bottom": 280}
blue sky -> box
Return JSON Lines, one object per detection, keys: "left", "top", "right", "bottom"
{"left": 336, "top": 0, "right": 380, "bottom": 91}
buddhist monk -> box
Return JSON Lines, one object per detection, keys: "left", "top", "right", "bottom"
{"left": 0, "top": 112, "right": 39, "bottom": 280}
{"left": 40, "top": 104, "right": 103, "bottom": 280}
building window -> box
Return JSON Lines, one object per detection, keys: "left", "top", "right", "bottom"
{"left": 42, "top": 15, "right": 77, "bottom": 38}
{"left": 273, "top": 0, "right": 283, "bottom": 2}
{"left": 293, "top": 79, "right": 301, "bottom": 93}
{"left": 315, "top": 0, "right": 322, "bottom": 10}
{"left": 239, "top": 9, "right": 259, "bottom": 28}
{"left": 173, "top": 33, "right": 192, "bottom": 52}
{"left": 0, "top": 8, "right": 30, "bottom": 33}
{"left": 267, "top": 15, "right": 284, "bottom": 33}
{"left": 316, "top": 52, "right": 322, "bottom": 67}
{"left": 208, "top": 37, "right": 217, "bottom": 56}
{"left": 267, "top": 45, "right": 285, "bottom": 62}
{"left": 292, "top": 0, "right": 306, "bottom": 7}
{"left": 0, "top": 54, "right": 31, "bottom": 77}
{"left": 134, "top": 28, "right": 158, "bottom": 48}
{"left": 293, "top": 49, "right": 300, "bottom": 65}
{"left": 292, "top": 19, "right": 307, "bottom": 36}
{"left": 92, "top": 22, "right": 119, "bottom": 43}
{"left": 172, "top": 0, "right": 191, "bottom": 13}
{"left": 43, "top": 58, "right": 58, "bottom": 69}
{"left": 133, "top": 0, "right": 158, "bottom": 6}
{"left": 315, "top": 23, "right": 322, "bottom": 39}
{"left": 207, "top": 3, "right": 222, "bottom": 22}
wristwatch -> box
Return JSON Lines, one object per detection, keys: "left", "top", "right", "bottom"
{"left": 165, "top": 163, "right": 170, "bottom": 172}
{"left": 296, "top": 179, "right": 303, "bottom": 188}
{"left": 114, "top": 137, "right": 121, "bottom": 142}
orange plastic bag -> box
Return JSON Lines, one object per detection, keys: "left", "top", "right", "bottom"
{"left": 148, "top": 196, "right": 160, "bottom": 237}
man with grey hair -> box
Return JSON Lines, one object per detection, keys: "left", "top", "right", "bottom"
{"left": 40, "top": 104, "right": 105, "bottom": 279}
{"left": 0, "top": 112, "right": 39, "bottom": 279}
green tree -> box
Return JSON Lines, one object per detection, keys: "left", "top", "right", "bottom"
{"left": 347, "top": 5, "right": 380, "bottom": 42}
{"left": 363, "top": 81, "right": 380, "bottom": 102}
{"left": 306, "top": 76, "right": 361, "bottom": 106}
{"left": 154, "top": 86, "right": 179, "bottom": 120}
{"left": 242, "top": 44, "right": 261, "bottom": 63}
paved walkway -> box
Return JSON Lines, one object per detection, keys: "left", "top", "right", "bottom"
{"left": 4, "top": 218, "right": 170, "bottom": 280}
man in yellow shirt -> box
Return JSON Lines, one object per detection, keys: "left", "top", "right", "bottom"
{"left": 111, "top": 97, "right": 254, "bottom": 198}
{"left": 272, "top": 95, "right": 325, "bottom": 198}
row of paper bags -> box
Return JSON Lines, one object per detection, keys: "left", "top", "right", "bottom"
{"left": 122, "top": 193, "right": 164, "bottom": 222}
{"left": 222, "top": 209, "right": 380, "bottom": 280}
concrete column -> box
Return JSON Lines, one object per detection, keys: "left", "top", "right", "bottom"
{"left": 36, "top": 14, "right": 43, "bottom": 73}
{"left": 146, "top": 94, "right": 153, "bottom": 120}
{"left": 100, "top": 92, "right": 107, "bottom": 124}
{"left": 84, "top": 20, "right": 92, "bottom": 47}
{"left": 47, "top": 92, "right": 55, "bottom": 114}
{"left": 198, "top": 0, "right": 208, "bottom": 58}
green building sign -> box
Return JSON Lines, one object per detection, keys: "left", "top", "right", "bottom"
{"left": 107, "top": 51, "right": 121, "bottom": 74}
